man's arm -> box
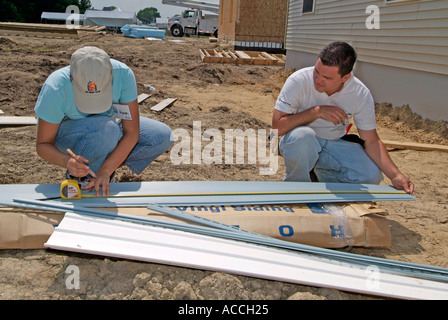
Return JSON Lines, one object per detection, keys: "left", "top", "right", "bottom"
{"left": 36, "top": 119, "right": 92, "bottom": 177}
{"left": 272, "top": 106, "right": 350, "bottom": 136}
{"left": 358, "top": 128, "right": 414, "bottom": 194}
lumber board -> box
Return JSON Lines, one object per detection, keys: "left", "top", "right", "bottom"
{"left": 150, "top": 98, "right": 177, "bottom": 112}
{"left": 137, "top": 93, "right": 151, "bottom": 103}
{"left": 199, "top": 49, "right": 285, "bottom": 66}
{"left": 0, "top": 116, "right": 37, "bottom": 126}
{"left": 383, "top": 140, "right": 448, "bottom": 153}
{"left": 235, "top": 50, "right": 251, "bottom": 59}
{"left": 0, "top": 22, "right": 105, "bottom": 37}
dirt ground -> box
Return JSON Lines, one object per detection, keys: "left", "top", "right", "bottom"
{"left": 0, "top": 32, "right": 447, "bottom": 301}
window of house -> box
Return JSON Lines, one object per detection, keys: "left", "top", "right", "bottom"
{"left": 302, "top": 0, "right": 314, "bottom": 13}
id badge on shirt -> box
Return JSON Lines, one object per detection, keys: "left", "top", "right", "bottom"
{"left": 113, "top": 104, "right": 132, "bottom": 120}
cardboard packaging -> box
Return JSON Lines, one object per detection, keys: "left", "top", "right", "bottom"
{"left": 0, "top": 202, "right": 390, "bottom": 249}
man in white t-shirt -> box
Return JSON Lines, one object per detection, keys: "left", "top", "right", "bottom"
{"left": 272, "top": 42, "right": 413, "bottom": 194}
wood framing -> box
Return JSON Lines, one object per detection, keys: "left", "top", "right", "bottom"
{"left": 199, "top": 49, "right": 286, "bottom": 65}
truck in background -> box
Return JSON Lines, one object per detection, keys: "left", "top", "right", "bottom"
{"left": 162, "top": 0, "right": 219, "bottom": 37}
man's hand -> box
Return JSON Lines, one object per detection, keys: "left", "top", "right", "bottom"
{"left": 272, "top": 105, "right": 348, "bottom": 136}
{"left": 391, "top": 173, "right": 414, "bottom": 194}
{"left": 360, "top": 129, "right": 415, "bottom": 195}
{"left": 66, "top": 154, "right": 91, "bottom": 178}
{"left": 81, "top": 170, "right": 112, "bottom": 196}
{"left": 315, "top": 105, "right": 349, "bottom": 125}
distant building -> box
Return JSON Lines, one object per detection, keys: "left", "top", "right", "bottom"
{"left": 41, "top": 8, "right": 138, "bottom": 31}
{"left": 41, "top": 12, "right": 84, "bottom": 24}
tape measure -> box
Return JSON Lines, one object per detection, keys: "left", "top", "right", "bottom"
{"left": 60, "top": 179, "right": 82, "bottom": 199}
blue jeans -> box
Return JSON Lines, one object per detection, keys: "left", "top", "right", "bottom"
{"left": 279, "top": 126, "right": 383, "bottom": 184}
{"left": 55, "top": 115, "right": 173, "bottom": 175}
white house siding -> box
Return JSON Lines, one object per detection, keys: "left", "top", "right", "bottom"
{"left": 285, "top": 0, "right": 448, "bottom": 121}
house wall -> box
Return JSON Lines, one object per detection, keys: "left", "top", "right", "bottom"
{"left": 219, "top": 0, "right": 288, "bottom": 52}
{"left": 219, "top": 0, "right": 238, "bottom": 41}
{"left": 285, "top": 0, "right": 448, "bottom": 121}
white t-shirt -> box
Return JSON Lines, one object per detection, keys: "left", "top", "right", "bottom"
{"left": 275, "top": 67, "right": 376, "bottom": 140}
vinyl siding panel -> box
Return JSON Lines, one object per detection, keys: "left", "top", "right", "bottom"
{"left": 286, "top": 0, "right": 448, "bottom": 75}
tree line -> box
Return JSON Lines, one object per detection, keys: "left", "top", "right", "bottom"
{"left": 0, "top": 0, "right": 92, "bottom": 23}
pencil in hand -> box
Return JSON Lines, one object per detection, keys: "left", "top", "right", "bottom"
{"left": 66, "top": 148, "right": 97, "bottom": 178}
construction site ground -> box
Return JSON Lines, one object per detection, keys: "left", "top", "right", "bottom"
{"left": 0, "top": 32, "right": 448, "bottom": 300}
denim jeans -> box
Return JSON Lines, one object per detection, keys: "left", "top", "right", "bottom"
{"left": 55, "top": 115, "right": 173, "bottom": 175}
{"left": 279, "top": 126, "right": 383, "bottom": 184}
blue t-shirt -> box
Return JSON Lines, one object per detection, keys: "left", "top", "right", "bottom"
{"left": 35, "top": 59, "right": 137, "bottom": 124}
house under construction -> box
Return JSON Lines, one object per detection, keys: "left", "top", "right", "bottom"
{"left": 218, "top": 0, "right": 287, "bottom": 53}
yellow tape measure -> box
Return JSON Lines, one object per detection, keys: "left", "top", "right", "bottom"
{"left": 60, "top": 179, "right": 82, "bottom": 199}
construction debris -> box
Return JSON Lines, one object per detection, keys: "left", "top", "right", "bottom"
{"left": 137, "top": 93, "right": 151, "bottom": 104}
{"left": 199, "top": 49, "right": 286, "bottom": 66}
{"left": 0, "top": 116, "right": 37, "bottom": 127}
{"left": 151, "top": 98, "right": 177, "bottom": 112}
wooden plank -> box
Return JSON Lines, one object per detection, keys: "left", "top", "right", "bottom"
{"left": 150, "top": 98, "right": 177, "bottom": 112}
{"left": 137, "top": 93, "right": 151, "bottom": 103}
{"left": 235, "top": 50, "right": 252, "bottom": 59}
{"left": 199, "top": 49, "right": 207, "bottom": 62}
{"left": 273, "top": 54, "right": 286, "bottom": 63}
{"left": 0, "top": 29, "right": 79, "bottom": 38}
{"left": 221, "top": 51, "right": 232, "bottom": 58}
{"left": 260, "top": 52, "right": 281, "bottom": 65}
{"left": 0, "top": 22, "right": 76, "bottom": 34}
{"left": 213, "top": 49, "right": 223, "bottom": 57}
{"left": 199, "top": 49, "right": 221, "bottom": 63}
{"left": 0, "top": 116, "right": 37, "bottom": 126}
{"left": 0, "top": 22, "right": 104, "bottom": 38}
{"left": 383, "top": 140, "right": 448, "bottom": 153}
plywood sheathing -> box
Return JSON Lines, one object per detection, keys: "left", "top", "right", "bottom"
{"left": 219, "top": 0, "right": 287, "bottom": 43}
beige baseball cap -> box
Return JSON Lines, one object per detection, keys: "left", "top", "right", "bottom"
{"left": 70, "top": 46, "right": 113, "bottom": 114}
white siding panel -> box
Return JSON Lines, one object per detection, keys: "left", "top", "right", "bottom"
{"left": 286, "top": 0, "right": 448, "bottom": 75}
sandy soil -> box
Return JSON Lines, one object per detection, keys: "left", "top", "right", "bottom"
{"left": 0, "top": 32, "right": 447, "bottom": 301}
